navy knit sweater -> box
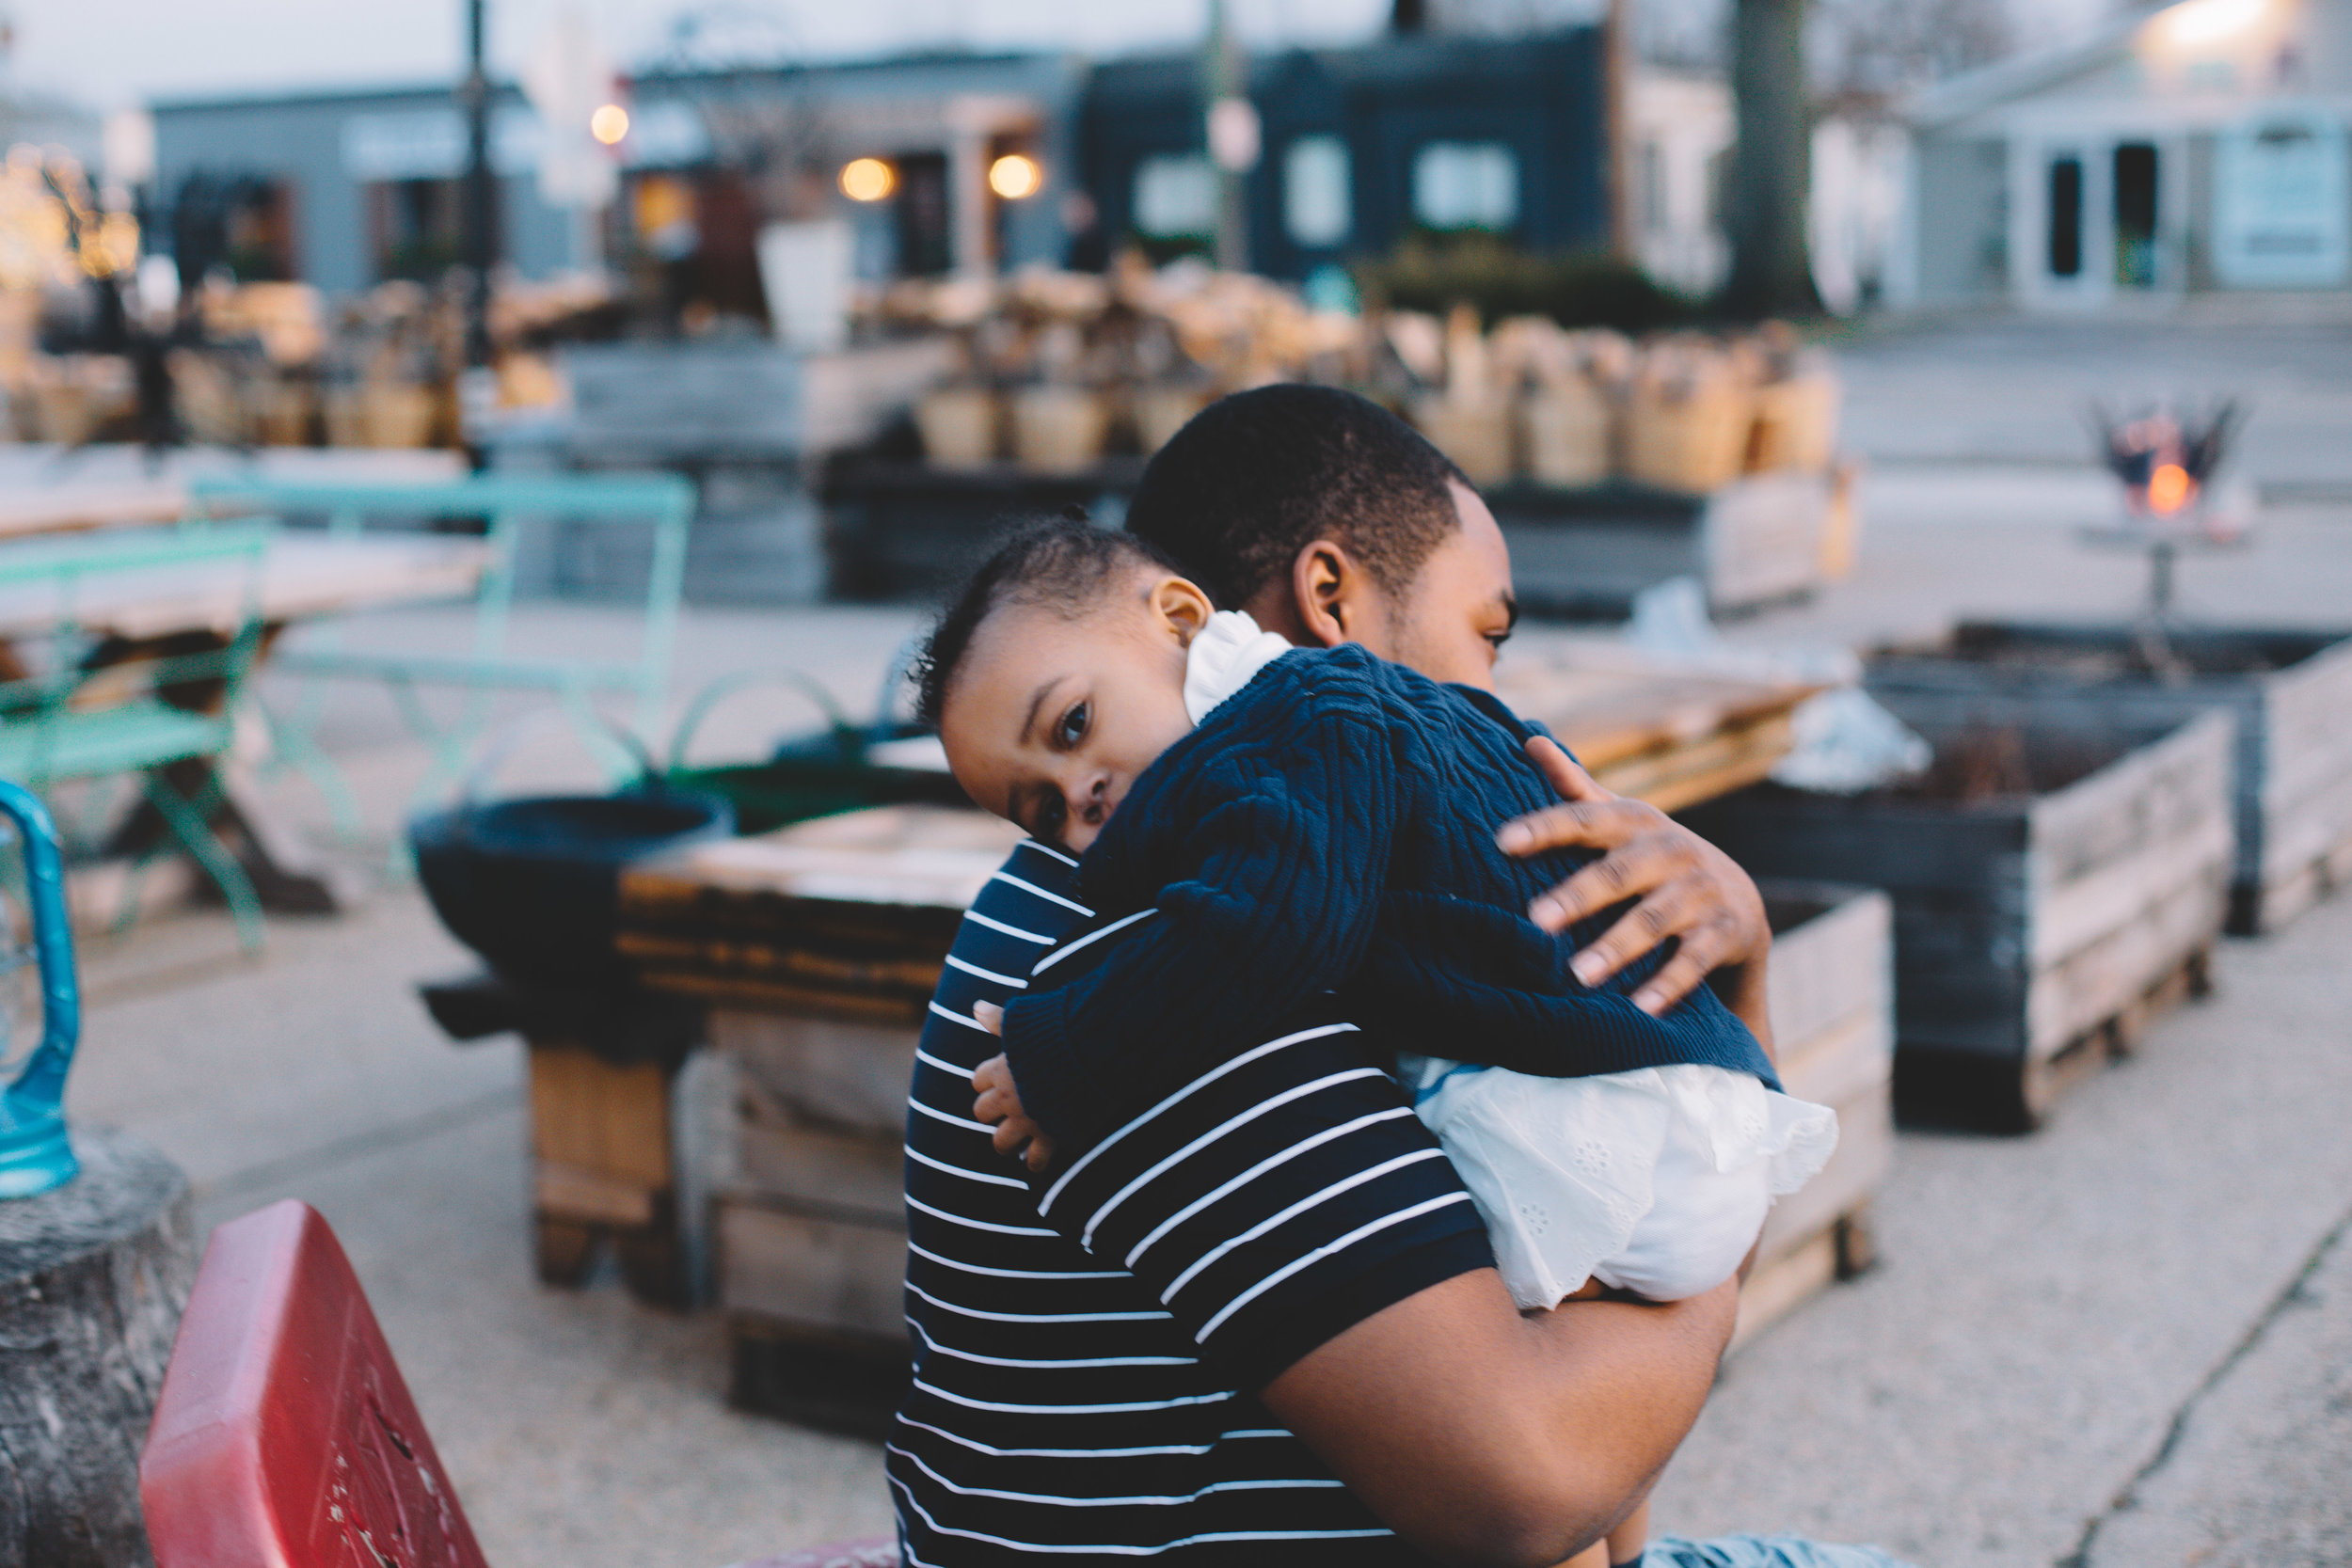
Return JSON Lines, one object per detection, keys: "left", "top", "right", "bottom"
{"left": 999, "top": 642, "right": 1778, "bottom": 1149}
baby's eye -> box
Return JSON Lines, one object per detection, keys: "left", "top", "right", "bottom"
{"left": 1032, "top": 794, "right": 1066, "bottom": 841}
{"left": 1056, "top": 702, "right": 1089, "bottom": 747}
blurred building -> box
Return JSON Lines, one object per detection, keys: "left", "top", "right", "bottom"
{"left": 1080, "top": 30, "right": 1609, "bottom": 281}
{"left": 1894, "top": 0, "right": 2352, "bottom": 309}
{"left": 1627, "top": 71, "right": 1906, "bottom": 312}
{"left": 148, "top": 54, "right": 1082, "bottom": 303}
{"left": 144, "top": 33, "right": 1616, "bottom": 309}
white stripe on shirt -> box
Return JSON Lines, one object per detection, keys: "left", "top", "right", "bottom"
{"left": 1079, "top": 1069, "right": 1391, "bottom": 1250}
{"left": 1194, "top": 1193, "right": 1476, "bottom": 1340}
{"left": 1039, "top": 1022, "right": 1360, "bottom": 1215}
{"left": 963, "top": 908, "right": 1059, "bottom": 944}
{"left": 1161, "top": 1148, "right": 1450, "bottom": 1300}
{"left": 1124, "top": 1107, "right": 1418, "bottom": 1270}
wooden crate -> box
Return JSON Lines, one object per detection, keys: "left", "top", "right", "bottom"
{"left": 716, "top": 1188, "right": 910, "bottom": 1433}
{"left": 1876, "top": 623, "right": 2352, "bottom": 934}
{"left": 1683, "top": 702, "right": 2234, "bottom": 1130}
{"left": 1493, "top": 650, "right": 1819, "bottom": 815}
{"left": 713, "top": 1014, "right": 912, "bottom": 1430}
{"left": 1486, "top": 472, "right": 1833, "bottom": 621}
{"left": 1729, "top": 881, "right": 1895, "bottom": 1350}
{"left": 722, "top": 1009, "right": 920, "bottom": 1141}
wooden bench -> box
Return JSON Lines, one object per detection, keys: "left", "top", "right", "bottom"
{"left": 138, "top": 1198, "right": 898, "bottom": 1568}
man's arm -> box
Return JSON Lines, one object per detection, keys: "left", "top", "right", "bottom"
{"left": 1500, "top": 737, "right": 1774, "bottom": 1057}
{"left": 1265, "top": 1271, "right": 1737, "bottom": 1568}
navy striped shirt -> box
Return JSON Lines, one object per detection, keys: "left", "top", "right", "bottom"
{"left": 888, "top": 838, "right": 1494, "bottom": 1563}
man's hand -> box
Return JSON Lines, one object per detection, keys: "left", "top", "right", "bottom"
{"left": 1496, "top": 736, "right": 1772, "bottom": 1028}
{"left": 972, "top": 1018, "right": 1057, "bottom": 1171}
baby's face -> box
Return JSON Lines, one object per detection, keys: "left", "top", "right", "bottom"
{"left": 939, "top": 586, "right": 1200, "bottom": 853}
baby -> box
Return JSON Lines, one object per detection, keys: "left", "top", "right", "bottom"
{"left": 922, "top": 517, "right": 1834, "bottom": 1548}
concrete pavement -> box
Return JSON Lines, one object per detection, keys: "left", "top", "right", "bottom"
{"left": 49, "top": 316, "right": 2352, "bottom": 1566}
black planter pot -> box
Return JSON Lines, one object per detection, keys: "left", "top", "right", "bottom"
{"left": 411, "top": 787, "right": 735, "bottom": 989}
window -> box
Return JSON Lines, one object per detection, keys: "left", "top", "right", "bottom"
{"left": 1639, "top": 140, "right": 1665, "bottom": 236}
{"left": 1283, "top": 135, "right": 1351, "bottom": 247}
{"left": 1133, "top": 153, "right": 1217, "bottom": 238}
{"left": 1412, "top": 141, "right": 1518, "bottom": 231}
{"left": 2113, "top": 143, "right": 2159, "bottom": 288}
{"left": 371, "top": 179, "right": 461, "bottom": 282}
{"left": 2047, "top": 156, "right": 2083, "bottom": 277}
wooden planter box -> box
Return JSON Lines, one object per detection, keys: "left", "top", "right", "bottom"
{"left": 1874, "top": 623, "right": 2352, "bottom": 934}
{"left": 710, "top": 1007, "right": 916, "bottom": 1433}
{"left": 1485, "top": 471, "right": 1832, "bottom": 621}
{"left": 1684, "top": 700, "right": 2235, "bottom": 1129}
{"left": 1731, "top": 881, "right": 1895, "bottom": 1349}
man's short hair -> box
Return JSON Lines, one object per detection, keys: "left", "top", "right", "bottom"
{"left": 1124, "top": 385, "right": 1469, "bottom": 611}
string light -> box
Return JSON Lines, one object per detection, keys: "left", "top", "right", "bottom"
{"left": 590, "top": 104, "right": 629, "bottom": 146}
{"left": 840, "top": 157, "right": 896, "bottom": 202}
{"left": 988, "top": 153, "right": 1042, "bottom": 200}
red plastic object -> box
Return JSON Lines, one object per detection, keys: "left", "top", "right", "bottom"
{"left": 139, "top": 1200, "right": 491, "bottom": 1568}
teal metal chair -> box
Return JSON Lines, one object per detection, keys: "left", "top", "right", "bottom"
{"left": 0, "top": 525, "right": 275, "bottom": 951}
{"left": 184, "top": 474, "right": 696, "bottom": 832}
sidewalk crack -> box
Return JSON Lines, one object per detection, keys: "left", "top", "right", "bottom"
{"left": 2055, "top": 1197, "right": 2352, "bottom": 1568}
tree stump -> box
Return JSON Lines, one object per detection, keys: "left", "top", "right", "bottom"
{"left": 0, "top": 1129, "right": 196, "bottom": 1568}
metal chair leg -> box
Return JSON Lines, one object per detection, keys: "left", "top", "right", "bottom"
{"left": 136, "top": 768, "right": 265, "bottom": 954}
{"left": 252, "top": 693, "right": 366, "bottom": 842}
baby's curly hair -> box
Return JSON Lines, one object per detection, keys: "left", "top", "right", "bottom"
{"left": 912, "top": 515, "right": 1186, "bottom": 731}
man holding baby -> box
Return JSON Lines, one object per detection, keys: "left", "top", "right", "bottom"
{"left": 885, "top": 386, "right": 1904, "bottom": 1568}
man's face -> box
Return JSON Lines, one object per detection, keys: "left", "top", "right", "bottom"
{"left": 1378, "top": 483, "right": 1518, "bottom": 690}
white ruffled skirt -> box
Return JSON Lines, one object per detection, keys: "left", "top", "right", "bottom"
{"left": 1399, "top": 1057, "right": 1840, "bottom": 1311}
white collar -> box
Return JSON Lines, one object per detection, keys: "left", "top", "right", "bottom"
{"left": 1183, "top": 610, "right": 1295, "bottom": 725}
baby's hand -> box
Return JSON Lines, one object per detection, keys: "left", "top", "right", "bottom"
{"left": 973, "top": 1052, "right": 1057, "bottom": 1171}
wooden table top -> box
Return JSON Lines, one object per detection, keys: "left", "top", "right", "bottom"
{"left": 626, "top": 653, "right": 1824, "bottom": 921}
{"left": 626, "top": 805, "right": 1025, "bottom": 916}
{"left": 0, "top": 446, "right": 468, "bottom": 543}
{"left": 615, "top": 657, "right": 1830, "bottom": 1012}
{"left": 0, "top": 532, "right": 493, "bottom": 642}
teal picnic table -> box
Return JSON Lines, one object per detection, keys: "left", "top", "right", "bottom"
{"left": 0, "top": 526, "right": 499, "bottom": 941}
{"left": 185, "top": 474, "right": 695, "bottom": 831}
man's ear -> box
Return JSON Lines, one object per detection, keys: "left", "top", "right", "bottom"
{"left": 1290, "top": 539, "right": 1374, "bottom": 650}
{"left": 1148, "top": 575, "right": 1216, "bottom": 646}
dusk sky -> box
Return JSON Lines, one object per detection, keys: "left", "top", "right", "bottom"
{"left": 4, "top": 0, "right": 1404, "bottom": 109}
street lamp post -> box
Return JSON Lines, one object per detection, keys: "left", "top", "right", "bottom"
{"left": 1202, "top": 0, "right": 1255, "bottom": 274}
{"left": 460, "top": 0, "right": 496, "bottom": 469}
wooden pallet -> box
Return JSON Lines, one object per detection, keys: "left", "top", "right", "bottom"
{"left": 1494, "top": 654, "right": 1820, "bottom": 816}
{"left": 1724, "top": 881, "right": 1895, "bottom": 1349}
{"left": 1895, "top": 939, "right": 2216, "bottom": 1132}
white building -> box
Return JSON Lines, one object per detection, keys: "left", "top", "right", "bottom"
{"left": 1628, "top": 69, "right": 1906, "bottom": 311}
{"left": 1893, "top": 0, "right": 2352, "bottom": 309}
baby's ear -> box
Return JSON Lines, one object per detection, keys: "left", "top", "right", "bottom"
{"left": 1152, "top": 575, "right": 1216, "bottom": 645}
